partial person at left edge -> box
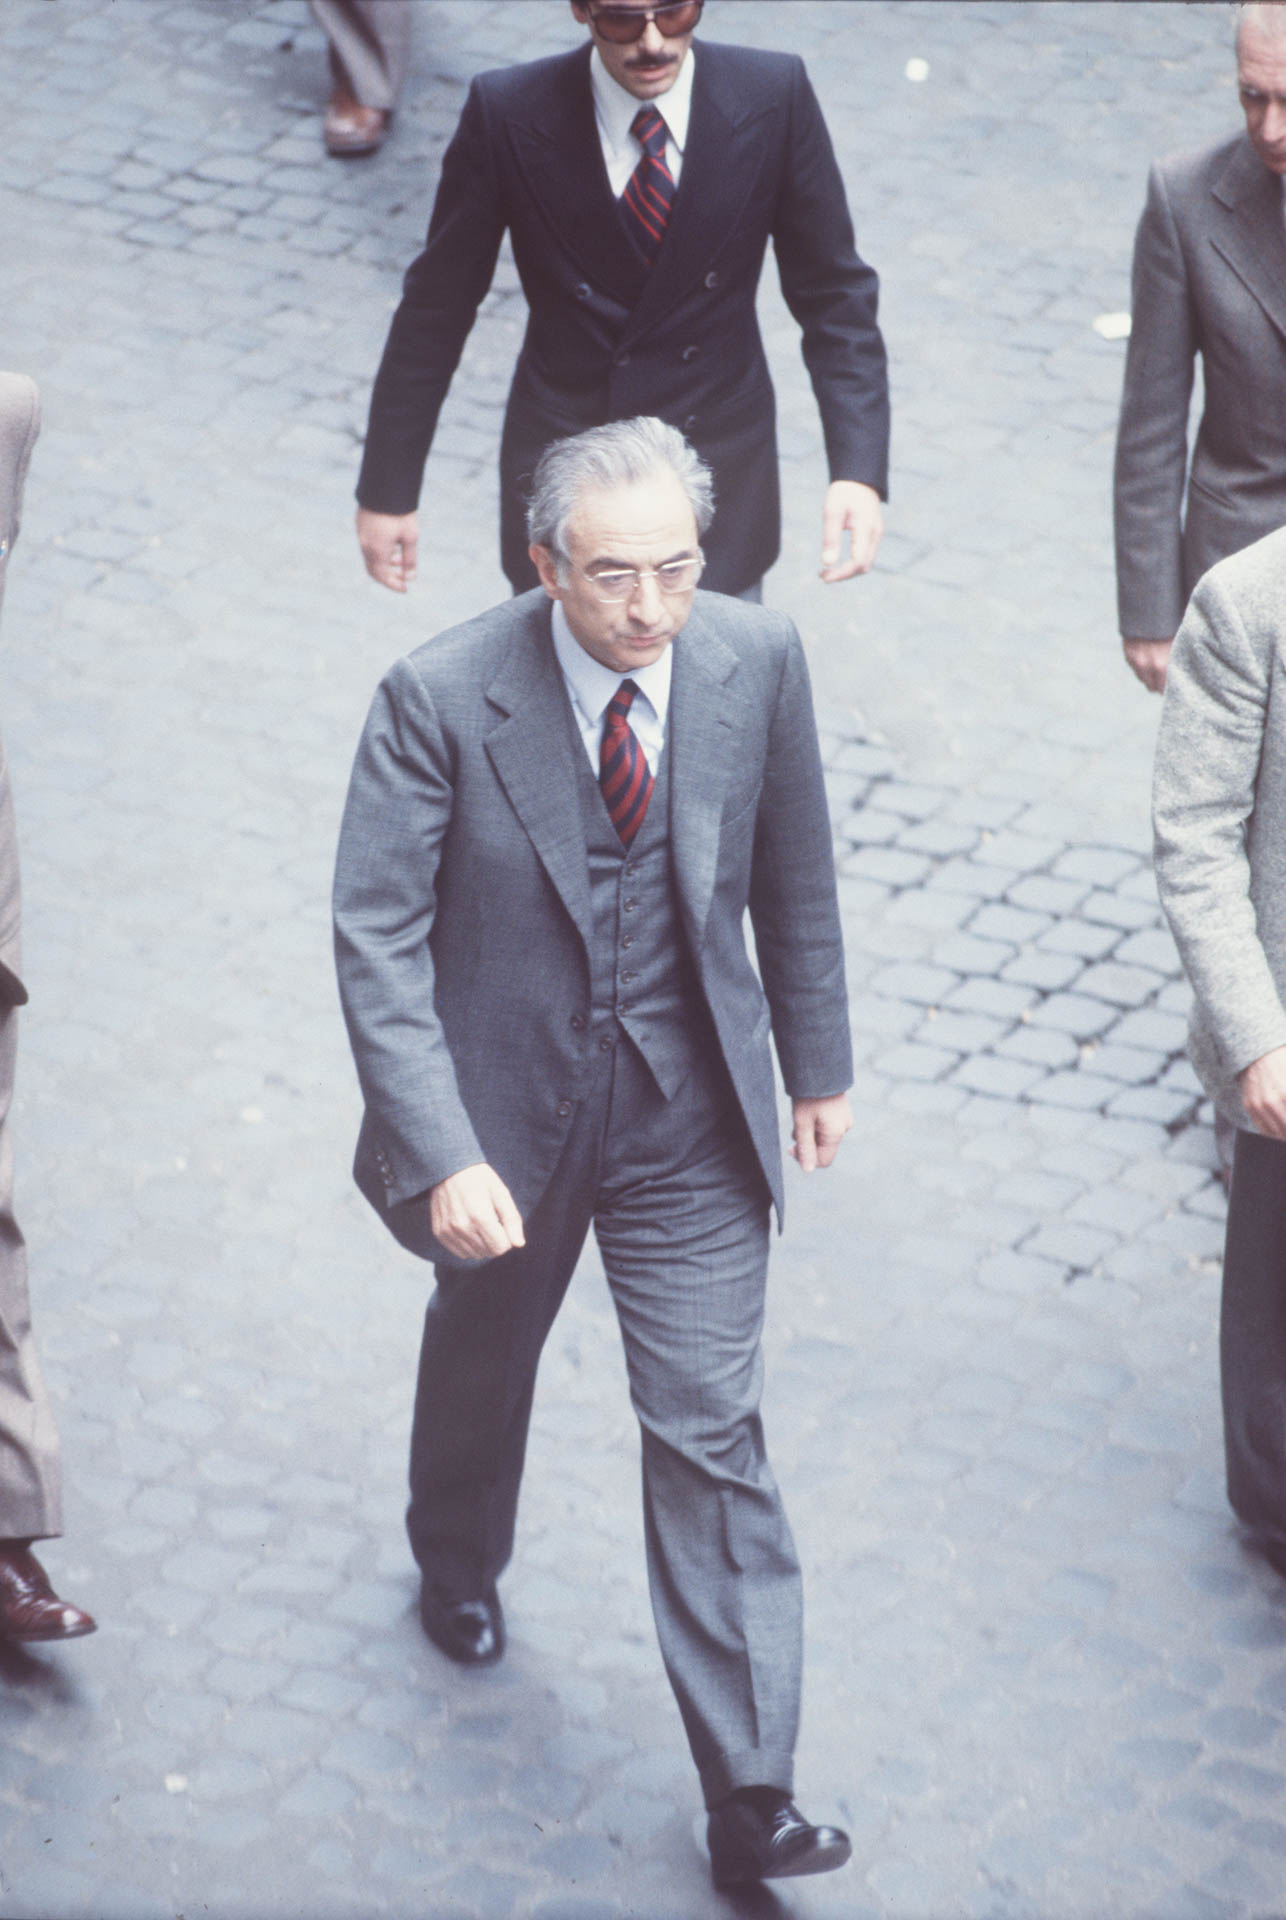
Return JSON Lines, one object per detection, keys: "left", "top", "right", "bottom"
{"left": 310, "top": 0, "right": 411, "bottom": 157}
{"left": 0, "top": 374, "right": 96, "bottom": 1646}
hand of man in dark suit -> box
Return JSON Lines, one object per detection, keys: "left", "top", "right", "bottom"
{"left": 357, "top": 506, "right": 418, "bottom": 592}
{"left": 819, "top": 481, "right": 883, "bottom": 582}
{"left": 790, "top": 1093, "right": 853, "bottom": 1171}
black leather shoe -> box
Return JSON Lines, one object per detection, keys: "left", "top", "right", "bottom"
{"left": 419, "top": 1583, "right": 504, "bottom": 1666}
{"left": 707, "top": 1791, "right": 851, "bottom": 1887}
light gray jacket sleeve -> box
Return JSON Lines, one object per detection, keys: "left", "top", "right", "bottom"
{"left": 1153, "top": 567, "right": 1286, "bottom": 1105}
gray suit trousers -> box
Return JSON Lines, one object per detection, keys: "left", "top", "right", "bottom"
{"left": 309, "top": 0, "right": 411, "bottom": 111}
{"left": 407, "top": 1025, "right": 802, "bottom": 1807}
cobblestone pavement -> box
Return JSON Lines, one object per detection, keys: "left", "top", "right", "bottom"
{"left": 0, "top": 3, "right": 1276, "bottom": 1916}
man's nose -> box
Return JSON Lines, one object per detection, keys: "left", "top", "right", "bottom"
{"left": 637, "top": 17, "right": 667, "bottom": 56}
{"left": 628, "top": 571, "right": 664, "bottom": 621}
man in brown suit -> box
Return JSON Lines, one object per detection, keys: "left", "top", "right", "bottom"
{"left": 0, "top": 373, "right": 95, "bottom": 1643}
{"left": 1114, "top": 2, "right": 1286, "bottom": 695}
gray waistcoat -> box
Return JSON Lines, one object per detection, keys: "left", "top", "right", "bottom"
{"left": 572, "top": 726, "right": 713, "bottom": 1099}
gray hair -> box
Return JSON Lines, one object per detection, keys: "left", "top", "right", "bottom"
{"left": 1238, "top": 2, "right": 1286, "bottom": 46}
{"left": 525, "top": 415, "right": 715, "bottom": 561}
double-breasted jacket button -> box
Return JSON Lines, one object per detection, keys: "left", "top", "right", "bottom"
{"left": 556, "top": 1098, "right": 573, "bottom": 1118}
{"left": 621, "top": 968, "right": 637, "bottom": 985}
{"left": 621, "top": 933, "right": 634, "bottom": 949}
{"left": 598, "top": 1034, "right": 614, "bottom": 1053}
{"left": 681, "top": 344, "right": 700, "bottom": 362}
{"left": 574, "top": 281, "right": 592, "bottom": 300}
{"left": 623, "top": 896, "right": 638, "bottom": 912}
{"left": 704, "top": 269, "right": 719, "bottom": 289}
{"left": 570, "top": 1013, "right": 586, "bottom": 1031}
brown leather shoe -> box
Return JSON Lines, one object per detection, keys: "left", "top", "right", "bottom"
{"left": 0, "top": 1545, "right": 96, "bottom": 1641}
{"left": 323, "top": 87, "right": 390, "bottom": 157}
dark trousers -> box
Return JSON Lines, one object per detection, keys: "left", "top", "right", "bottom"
{"left": 406, "top": 1026, "right": 802, "bottom": 1805}
{"left": 1222, "top": 1128, "right": 1286, "bottom": 1541}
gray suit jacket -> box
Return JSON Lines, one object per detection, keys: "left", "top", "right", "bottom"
{"left": 1153, "top": 525, "right": 1286, "bottom": 1129}
{"left": 333, "top": 589, "right": 852, "bottom": 1258}
{"left": 1114, "top": 135, "right": 1286, "bottom": 639}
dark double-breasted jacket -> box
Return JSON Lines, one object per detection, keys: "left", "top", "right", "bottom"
{"left": 357, "top": 39, "right": 890, "bottom": 594}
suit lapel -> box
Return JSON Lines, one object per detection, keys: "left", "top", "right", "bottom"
{"left": 622, "top": 45, "right": 777, "bottom": 345}
{"left": 1211, "top": 136, "right": 1286, "bottom": 344}
{"left": 484, "top": 604, "right": 595, "bottom": 958}
{"left": 666, "top": 600, "right": 743, "bottom": 955}
{"left": 505, "top": 45, "right": 649, "bottom": 310}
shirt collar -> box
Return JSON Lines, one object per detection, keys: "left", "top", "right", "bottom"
{"left": 551, "top": 600, "right": 674, "bottom": 727}
{"left": 588, "top": 40, "right": 695, "bottom": 165}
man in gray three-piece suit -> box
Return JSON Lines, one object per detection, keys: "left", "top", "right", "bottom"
{"left": 1114, "top": 2, "right": 1286, "bottom": 696}
{"left": 333, "top": 417, "right": 855, "bottom": 1887}
{"left": 0, "top": 374, "right": 95, "bottom": 1644}
{"left": 1154, "top": 524, "right": 1286, "bottom": 1574}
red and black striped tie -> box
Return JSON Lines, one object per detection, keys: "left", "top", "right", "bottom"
{"left": 600, "top": 680, "right": 654, "bottom": 847}
{"left": 622, "top": 107, "right": 675, "bottom": 263}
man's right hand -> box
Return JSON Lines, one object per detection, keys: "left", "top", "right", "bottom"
{"left": 357, "top": 507, "right": 419, "bottom": 592}
{"left": 1122, "top": 635, "right": 1174, "bottom": 693}
{"left": 429, "top": 1163, "right": 526, "bottom": 1261}
{"left": 1237, "top": 1047, "right": 1286, "bottom": 1141}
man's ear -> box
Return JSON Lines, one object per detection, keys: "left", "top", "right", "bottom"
{"left": 569, "top": 1, "right": 591, "bottom": 23}
{"left": 529, "top": 544, "right": 562, "bottom": 599}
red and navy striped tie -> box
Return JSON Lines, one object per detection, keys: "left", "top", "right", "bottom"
{"left": 600, "top": 680, "right": 654, "bottom": 847}
{"left": 622, "top": 107, "right": 675, "bottom": 263}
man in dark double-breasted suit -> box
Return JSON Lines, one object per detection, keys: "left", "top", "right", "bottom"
{"left": 354, "top": 0, "right": 889, "bottom": 601}
{"left": 1114, "top": 2, "right": 1286, "bottom": 695}
{"left": 334, "top": 417, "right": 856, "bottom": 1888}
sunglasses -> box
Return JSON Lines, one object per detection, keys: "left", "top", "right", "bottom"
{"left": 586, "top": 2, "right": 704, "bottom": 44}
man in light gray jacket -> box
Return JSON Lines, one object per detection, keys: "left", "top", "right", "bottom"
{"left": 1154, "top": 523, "right": 1286, "bottom": 1565}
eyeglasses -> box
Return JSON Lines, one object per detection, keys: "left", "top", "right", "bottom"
{"left": 586, "top": 2, "right": 703, "bottom": 45}
{"left": 570, "top": 554, "right": 704, "bottom": 601}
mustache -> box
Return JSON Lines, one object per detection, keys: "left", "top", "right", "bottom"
{"left": 628, "top": 52, "right": 677, "bottom": 68}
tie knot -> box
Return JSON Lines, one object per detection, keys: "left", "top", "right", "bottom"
{"left": 608, "top": 679, "right": 638, "bottom": 721}
{"left": 631, "top": 106, "right": 667, "bottom": 156}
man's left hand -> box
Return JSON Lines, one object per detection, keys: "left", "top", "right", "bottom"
{"left": 791, "top": 1093, "right": 854, "bottom": 1171}
{"left": 820, "top": 481, "right": 883, "bottom": 582}
{"left": 1237, "top": 1046, "right": 1286, "bottom": 1141}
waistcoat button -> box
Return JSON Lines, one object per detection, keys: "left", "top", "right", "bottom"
{"left": 556, "top": 1098, "right": 573, "bottom": 1117}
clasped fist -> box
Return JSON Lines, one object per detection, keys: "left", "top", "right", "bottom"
{"left": 1237, "top": 1046, "right": 1286, "bottom": 1142}
{"left": 429, "top": 1163, "right": 526, "bottom": 1261}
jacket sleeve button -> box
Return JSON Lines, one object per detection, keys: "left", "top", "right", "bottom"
{"left": 704, "top": 269, "right": 719, "bottom": 289}
{"left": 681, "top": 344, "right": 699, "bottom": 362}
{"left": 574, "top": 281, "right": 591, "bottom": 300}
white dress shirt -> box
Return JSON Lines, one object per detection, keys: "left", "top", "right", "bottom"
{"left": 589, "top": 43, "right": 695, "bottom": 198}
{"left": 551, "top": 601, "right": 671, "bottom": 775}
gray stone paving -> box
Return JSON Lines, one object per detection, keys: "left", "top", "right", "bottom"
{"left": 0, "top": 1, "right": 1280, "bottom": 1916}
